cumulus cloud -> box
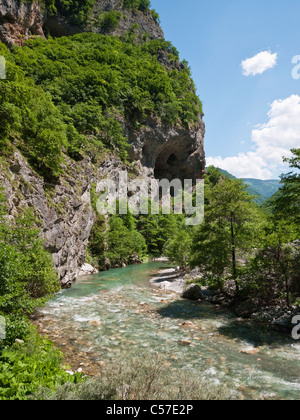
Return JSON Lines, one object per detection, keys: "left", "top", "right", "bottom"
{"left": 207, "top": 95, "right": 300, "bottom": 179}
{"left": 241, "top": 51, "right": 277, "bottom": 76}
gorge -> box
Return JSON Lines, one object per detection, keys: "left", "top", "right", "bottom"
{"left": 0, "top": 0, "right": 205, "bottom": 286}
{"left": 0, "top": 0, "right": 299, "bottom": 402}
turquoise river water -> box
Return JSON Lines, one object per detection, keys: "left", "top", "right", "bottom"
{"left": 36, "top": 262, "right": 300, "bottom": 400}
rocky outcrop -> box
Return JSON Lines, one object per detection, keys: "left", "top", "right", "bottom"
{"left": 0, "top": 114, "right": 205, "bottom": 287}
{"left": 0, "top": 0, "right": 163, "bottom": 46}
{"left": 77, "top": 263, "right": 99, "bottom": 277}
{"left": 127, "top": 118, "right": 205, "bottom": 182}
{"left": 44, "top": 0, "right": 164, "bottom": 40}
{"left": 0, "top": 0, "right": 45, "bottom": 45}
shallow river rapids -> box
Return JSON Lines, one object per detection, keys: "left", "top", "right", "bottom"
{"left": 35, "top": 262, "right": 300, "bottom": 400}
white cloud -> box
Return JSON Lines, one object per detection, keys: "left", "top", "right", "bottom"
{"left": 241, "top": 51, "right": 277, "bottom": 76}
{"left": 207, "top": 94, "right": 300, "bottom": 179}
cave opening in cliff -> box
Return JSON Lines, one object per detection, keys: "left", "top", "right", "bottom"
{"left": 154, "top": 152, "right": 181, "bottom": 181}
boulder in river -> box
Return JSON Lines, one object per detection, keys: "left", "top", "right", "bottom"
{"left": 77, "top": 263, "right": 98, "bottom": 277}
{"left": 182, "top": 284, "right": 203, "bottom": 301}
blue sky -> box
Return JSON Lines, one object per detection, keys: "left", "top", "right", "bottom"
{"left": 150, "top": 0, "right": 300, "bottom": 179}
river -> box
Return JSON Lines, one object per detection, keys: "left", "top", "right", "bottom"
{"left": 34, "top": 262, "right": 300, "bottom": 400}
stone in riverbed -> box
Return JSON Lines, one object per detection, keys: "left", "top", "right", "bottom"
{"left": 182, "top": 284, "right": 203, "bottom": 301}
{"left": 180, "top": 321, "right": 197, "bottom": 329}
{"left": 179, "top": 339, "right": 192, "bottom": 346}
{"left": 240, "top": 348, "right": 260, "bottom": 355}
{"left": 77, "top": 263, "right": 98, "bottom": 276}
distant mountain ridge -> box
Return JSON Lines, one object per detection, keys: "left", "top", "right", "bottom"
{"left": 210, "top": 168, "right": 281, "bottom": 205}
{"left": 241, "top": 178, "right": 281, "bottom": 204}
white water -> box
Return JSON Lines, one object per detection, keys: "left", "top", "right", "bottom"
{"left": 36, "top": 262, "right": 300, "bottom": 400}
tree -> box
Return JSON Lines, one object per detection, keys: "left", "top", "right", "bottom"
{"left": 242, "top": 226, "right": 300, "bottom": 307}
{"left": 192, "top": 177, "right": 264, "bottom": 295}
{"left": 137, "top": 212, "right": 182, "bottom": 257}
{"left": 273, "top": 148, "right": 300, "bottom": 225}
{"left": 163, "top": 228, "right": 192, "bottom": 269}
{"left": 106, "top": 215, "right": 147, "bottom": 266}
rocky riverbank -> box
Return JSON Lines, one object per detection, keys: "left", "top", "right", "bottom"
{"left": 150, "top": 266, "right": 299, "bottom": 333}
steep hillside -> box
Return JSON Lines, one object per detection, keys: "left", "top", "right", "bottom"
{"left": 0, "top": 1, "right": 206, "bottom": 285}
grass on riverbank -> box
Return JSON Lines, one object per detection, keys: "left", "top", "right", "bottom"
{"left": 32, "top": 352, "right": 232, "bottom": 400}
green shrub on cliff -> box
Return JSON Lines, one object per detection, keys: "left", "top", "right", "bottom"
{"left": 123, "top": 0, "right": 150, "bottom": 12}
{"left": 44, "top": 0, "right": 97, "bottom": 25}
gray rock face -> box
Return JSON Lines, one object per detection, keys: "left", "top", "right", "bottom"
{"left": 0, "top": 150, "right": 96, "bottom": 286}
{"left": 127, "top": 118, "right": 206, "bottom": 182}
{"left": 0, "top": 0, "right": 45, "bottom": 45}
{"left": 90, "top": 0, "right": 164, "bottom": 40}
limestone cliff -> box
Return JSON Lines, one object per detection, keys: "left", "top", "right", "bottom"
{"left": 0, "top": 149, "right": 126, "bottom": 286}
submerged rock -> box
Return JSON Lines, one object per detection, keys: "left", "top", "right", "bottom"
{"left": 179, "top": 339, "right": 192, "bottom": 346}
{"left": 240, "top": 348, "right": 260, "bottom": 355}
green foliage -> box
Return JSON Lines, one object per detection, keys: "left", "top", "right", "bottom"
{"left": 88, "top": 211, "right": 148, "bottom": 269}
{"left": 13, "top": 32, "right": 202, "bottom": 128}
{"left": 98, "top": 10, "right": 122, "bottom": 32}
{"left": 197, "top": 162, "right": 300, "bottom": 306}
{"left": 0, "top": 333, "right": 82, "bottom": 400}
{"left": 192, "top": 176, "right": 265, "bottom": 294}
{"left": 0, "top": 57, "right": 68, "bottom": 177}
{"left": 88, "top": 204, "right": 185, "bottom": 267}
{"left": 163, "top": 228, "right": 192, "bottom": 269}
{"left": 242, "top": 178, "right": 281, "bottom": 204}
{"left": 44, "top": 0, "right": 97, "bottom": 25}
{"left": 241, "top": 237, "right": 300, "bottom": 307}
{"left": 273, "top": 149, "right": 300, "bottom": 224}
{"left": 0, "top": 32, "right": 202, "bottom": 172}
{"left": 206, "top": 166, "right": 281, "bottom": 205}
{"left": 41, "top": 0, "right": 157, "bottom": 27}
{"left": 137, "top": 212, "right": 184, "bottom": 257}
{"left": 106, "top": 215, "right": 147, "bottom": 266}
{"left": 123, "top": 0, "right": 151, "bottom": 12}
{"left": 0, "top": 193, "right": 60, "bottom": 346}
{"left": 0, "top": 193, "right": 71, "bottom": 400}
